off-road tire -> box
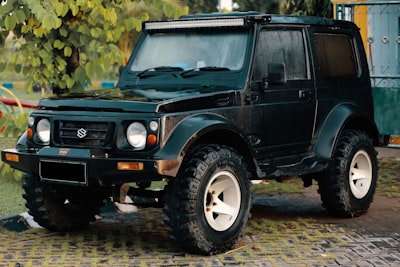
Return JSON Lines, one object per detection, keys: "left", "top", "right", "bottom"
{"left": 22, "top": 174, "right": 103, "bottom": 231}
{"left": 163, "top": 144, "right": 252, "bottom": 255}
{"left": 318, "top": 130, "right": 378, "bottom": 217}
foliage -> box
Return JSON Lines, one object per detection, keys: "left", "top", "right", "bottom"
{"left": 0, "top": 29, "right": 25, "bottom": 81}
{"left": 279, "top": 0, "right": 333, "bottom": 17}
{"left": 185, "top": 0, "right": 218, "bottom": 14}
{"left": 234, "top": 0, "right": 279, "bottom": 14}
{"left": 118, "top": 1, "right": 189, "bottom": 65}
{"left": 0, "top": 112, "right": 28, "bottom": 138}
{"left": 0, "top": 0, "right": 188, "bottom": 93}
{"left": 234, "top": 0, "right": 332, "bottom": 17}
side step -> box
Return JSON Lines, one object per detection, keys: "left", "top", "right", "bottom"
{"left": 258, "top": 157, "right": 328, "bottom": 178}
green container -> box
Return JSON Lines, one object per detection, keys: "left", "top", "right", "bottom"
{"left": 372, "top": 87, "right": 400, "bottom": 136}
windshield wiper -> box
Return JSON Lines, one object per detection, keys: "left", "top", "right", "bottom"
{"left": 199, "top": 66, "right": 231, "bottom": 71}
{"left": 136, "top": 66, "right": 184, "bottom": 78}
{"left": 179, "top": 68, "right": 197, "bottom": 77}
{"left": 180, "top": 66, "right": 231, "bottom": 77}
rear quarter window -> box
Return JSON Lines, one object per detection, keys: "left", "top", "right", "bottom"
{"left": 314, "top": 33, "right": 359, "bottom": 78}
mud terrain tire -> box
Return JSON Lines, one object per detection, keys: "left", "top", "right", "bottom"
{"left": 318, "top": 130, "right": 378, "bottom": 217}
{"left": 22, "top": 174, "right": 103, "bottom": 231}
{"left": 163, "top": 145, "right": 252, "bottom": 255}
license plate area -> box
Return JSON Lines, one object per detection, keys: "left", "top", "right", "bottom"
{"left": 39, "top": 160, "right": 87, "bottom": 185}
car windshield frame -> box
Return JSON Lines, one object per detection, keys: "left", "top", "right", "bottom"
{"left": 129, "top": 29, "right": 249, "bottom": 73}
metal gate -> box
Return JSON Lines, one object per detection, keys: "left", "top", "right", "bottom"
{"left": 334, "top": 0, "right": 400, "bottom": 143}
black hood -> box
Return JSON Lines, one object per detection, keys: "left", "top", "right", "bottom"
{"left": 38, "top": 87, "right": 239, "bottom": 113}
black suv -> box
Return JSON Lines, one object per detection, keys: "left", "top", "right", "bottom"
{"left": 2, "top": 12, "right": 383, "bottom": 254}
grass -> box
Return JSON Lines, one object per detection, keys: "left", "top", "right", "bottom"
{"left": 376, "top": 158, "right": 400, "bottom": 198}
{"left": 0, "top": 136, "right": 25, "bottom": 217}
{"left": 251, "top": 177, "right": 303, "bottom": 195}
{"left": 0, "top": 177, "right": 24, "bottom": 217}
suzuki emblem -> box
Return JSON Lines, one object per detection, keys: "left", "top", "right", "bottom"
{"left": 77, "top": 128, "right": 88, "bottom": 139}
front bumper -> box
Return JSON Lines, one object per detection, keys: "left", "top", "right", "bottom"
{"left": 1, "top": 147, "right": 172, "bottom": 186}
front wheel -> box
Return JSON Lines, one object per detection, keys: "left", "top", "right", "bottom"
{"left": 22, "top": 174, "right": 104, "bottom": 231}
{"left": 163, "top": 145, "right": 252, "bottom": 255}
{"left": 318, "top": 130, "right": 378, "bottom": 217}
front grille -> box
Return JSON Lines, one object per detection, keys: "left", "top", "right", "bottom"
{"left": 54, "top": 120, "right": 114, "bottom": 148}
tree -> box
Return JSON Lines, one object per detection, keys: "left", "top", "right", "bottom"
{"left": 0, "top": 0, "right": 188, "bottom": 93}
{"left": 279, "top": 0, "right": 332, "bottom": 17}
{"left": 234, "top": 0, "right": 332, "bottom": 17}
{"left": 234, "top": 0, "right": 279, "bottom": 14}
{"left": 118, "top": 1, "right": 189, "bottom": 66}
{"left": 185, "top": 0, "right": 218, "bottom": 14}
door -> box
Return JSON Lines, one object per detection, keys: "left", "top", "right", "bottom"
{"left": 250, "top": 27, "right": 316, "bottom": 161}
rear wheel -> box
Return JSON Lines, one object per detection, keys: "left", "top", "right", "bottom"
{"left": 22, "top": 174, "right": 104, "bottom": 231}
{"left": 163, "top": 145, "right": 252, "bottom": 255}
{"left": 318, "top": 130, "right": 378, "bottom": 217}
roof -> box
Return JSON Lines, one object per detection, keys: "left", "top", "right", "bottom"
{"left": 143, "top": 12, "right": 358, "bottom": 31}
{"left": 179, "top": 11, "right": 358, "bottom": 28}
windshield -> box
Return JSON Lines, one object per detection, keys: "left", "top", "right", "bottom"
{"left": 130, "top": 31, "right": 248, "bottom": 71}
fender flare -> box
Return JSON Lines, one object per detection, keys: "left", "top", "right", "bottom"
{"left": 154, "top": 113, "right": 253, "bottom": 177}
{"left": 314, "top": 103, "right": 379, "bottom": 159}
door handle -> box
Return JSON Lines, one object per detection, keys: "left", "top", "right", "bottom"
{"left": 299, "top": 89, "right": 312, "bottom": 100}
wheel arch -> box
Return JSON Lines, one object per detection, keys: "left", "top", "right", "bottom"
{"left": 154, "top": 113, "right": 258, "bottom": 178}
{"left": 314, "top": 103, "right": 379, "bottom": 159}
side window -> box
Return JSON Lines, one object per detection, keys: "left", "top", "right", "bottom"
{"left": 253, "top": 29, "right": 308, "bottom": 81}
{"left": 314, "top": 33, "right": 358, "bottom": 77}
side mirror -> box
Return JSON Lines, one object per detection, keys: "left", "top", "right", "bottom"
{"left": 266, "top": 62, "right": 287, "bottom": 85}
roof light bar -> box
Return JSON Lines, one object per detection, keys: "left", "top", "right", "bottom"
{"left": 144, "top": 18, "right": 246, "bottom": 30}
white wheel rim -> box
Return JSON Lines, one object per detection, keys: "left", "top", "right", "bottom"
{"left": 349, "top": 150, "right": 373, "bottom": 199}
{"left": 203, "top": 171, "right": 241, "bottom": 231}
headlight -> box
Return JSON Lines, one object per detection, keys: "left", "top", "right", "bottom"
{"left": 36, "top": 118, "right": 50, "bottom": 143}
{"left": 126, "top": 122, "right": 147, "bottom": 149}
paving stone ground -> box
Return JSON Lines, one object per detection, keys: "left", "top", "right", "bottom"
{"left": 0, "top": 147, "right": 399, "bottom": 266}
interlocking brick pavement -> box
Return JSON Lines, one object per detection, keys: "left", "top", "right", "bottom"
{"left": 0, "top": 187, "right": 399, "bottom": 267}
{"left": 251, "top": 185, "right": 400, "bottom": 266}
{"left": 0, "top": 147, "right": 399, "bottom": 266}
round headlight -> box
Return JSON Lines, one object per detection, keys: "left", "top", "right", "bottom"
{"left": 126, "top": 122, "right": 147, "bottom": 149}
{"left": 37, "top": 118, "right": 50, "bottom": 143}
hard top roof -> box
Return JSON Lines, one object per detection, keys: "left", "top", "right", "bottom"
{"left": 143, "top": 11, "right": 358, "bottom": 32}
{"left": 178, "top": 11, "right": 356, "bottom": 28}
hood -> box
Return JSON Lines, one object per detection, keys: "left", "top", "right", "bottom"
{"left": 38, "top": 87, "right": 240, "bottom": 113}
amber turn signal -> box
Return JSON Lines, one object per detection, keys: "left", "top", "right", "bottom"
{"left": 5, "top": 153, "right": 19, "bottom": 163}
{"left": 117, "top": 162, "right": 144, "bottom": 171}
{"left": 147, "top": 134, "right": 157, "bottom": 145}
{"left": 27, "top": 128, "right": 33, "bottom": 138}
